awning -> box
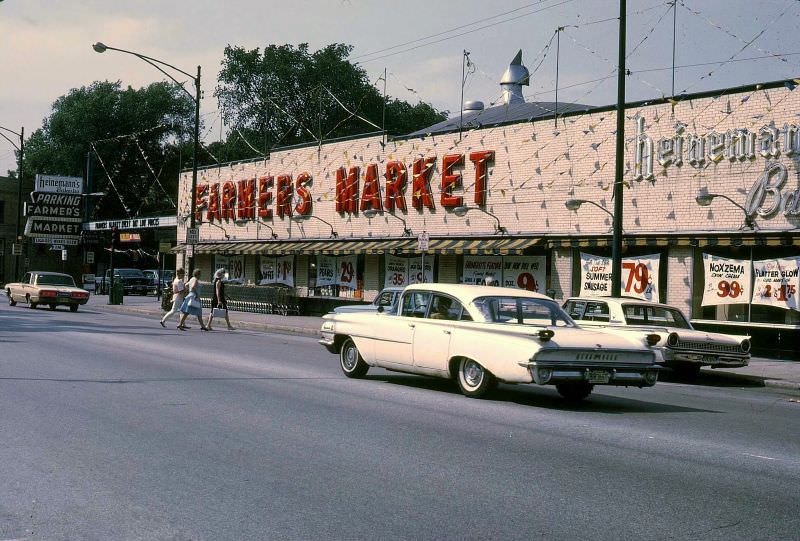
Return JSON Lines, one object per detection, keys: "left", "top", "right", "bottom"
{"left": 547, "top": 234, "right": 800, "bottom": 249}
{"left": 401, "top": 237, "right": 541, "bottom": 255}
{"left": 257, "top": 238, "right": 418, "bottom": 255}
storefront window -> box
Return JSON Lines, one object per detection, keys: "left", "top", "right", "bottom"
{"left": 308, "top": 254, "right": 364, "bottom": 298}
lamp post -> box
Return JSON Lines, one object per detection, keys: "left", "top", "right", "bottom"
{"left": 0, "top": 125, "right": 24, "bottom": 281}
{"left": 363, "top": 208, "right": 413, "bottom": 236}
{"left": 452, "top": 205, "right": 507, "bottom": 235}
{"left": 695, "top": 187, "right": 756, "bottom": 229}
{"left": 92, "top": 42, "right": 201, "bottom": 274}
{"left": 291, "top": 214, "right": 338, "bottom": 238}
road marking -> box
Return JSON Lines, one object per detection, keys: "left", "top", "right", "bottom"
{"left": 743, "top": 453, "right": 777, "bottom": 460}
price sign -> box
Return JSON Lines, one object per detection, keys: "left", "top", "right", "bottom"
{"left": 316, "top": 256, "right": 337, "bottom": 287}
{"left": 409, "top": 257, "right": 433, "bottom": 285}
{"left": 337, "top": 255, "right": 357, "bottom": 289}
{"left": 621, "top": 254, "right": 659, "bottom": 301}
{"left": 701, "top": 254, "right": 751, "bottom": 307}
{"left": 502, "top": 256, "right": 547, "bottom": 292}
{"left": 385, "top": 254, "right": 409, "bottom": 288}
{"left": 462, "top": 255, "right": 503, "bottom": 285}
{"left": 276, "top": 255, "right": 294, "bottom": 287}
{"left": 752, "top": 257, "right": 800, "bottom": 312}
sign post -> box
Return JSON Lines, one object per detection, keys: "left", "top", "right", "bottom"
{"left": 417, "top": 232, "right": 429, "bottom": 284}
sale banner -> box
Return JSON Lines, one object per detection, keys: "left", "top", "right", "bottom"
{"left": 502, "top": 256, "right": 547, "bottom": 292}
{"left": 275, "top": 255, "right": 294, "bottom": 287}
{"left": 259, "top": 257, "right": 276, "bottom": 285}
{"left": 409, "top": 257, "right": 434, "bottom": 285}
{"left": 621, "top": 254, "right": 659, "bottom": 301}
{"left": 752, "top": 257, "right": 800, "bottom": 311}
{"left": 579, "top": 253, "right": 612, "bottom": 296}
{"left": 336, "top": 255, "right": 358, "bottom": 289}
{"left": 316, "top": 255, "right": 337, "bottom": 287}
{"left": 701, "top": 254, "right": 751, "bottom": 306}
{"left": 385, "top": 254, "right": 409, "bottom": 288}
{"left": 462, "top": 255, "right": 503, "bottom": 285}
{"left": 214, "top": 255, "right": 244, "bottom": 281}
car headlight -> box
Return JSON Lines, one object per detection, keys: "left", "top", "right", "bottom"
{"left": 321, "top": 322, "right": 334, "bottom": 331}
{"left": 644, "top": 370, "right": 658, "bottom": 385}
{"left": 532, "top": 366, "right": 552, "bottom": 385}
{"left": 740, "top": 339, "right": 751, "bottom": 354}
{"left": 666, "top": 332, "right": 679, "bottom": 347}
{"left": 645, "top": 333, "right": 661, "bottom": 347}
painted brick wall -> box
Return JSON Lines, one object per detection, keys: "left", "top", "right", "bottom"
{"left": 550, "top": 248, "right": 573, "bottom": 302}
{"left": 363, "top": 255, "right": 381, "bottom": 301}
{"left": 438, "top": 255, "right": 458, "bottom": 283}
{"left": 666, "top": 247, "right": 693, "bottom": 317}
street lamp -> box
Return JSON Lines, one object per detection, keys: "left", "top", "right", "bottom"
{"left": 0, "top": 125, "right": 24, "bottom": 280}
{"left": 291, "top": 214, "right": 338, "bottom": 238}
{"left": 92, "top": 41, "right": 201, "bottom": 273}
{"left": 363, "top": 208, "right": 413, "bottom": 236}
{"left": 203, "top": 220, "right": 230, "bottom": 240}
{"left": 564, "top": 198, "right": 617, "bottom": 232}
{"left": 695, "top": 187, "right": 756, "bottom": 229}
{"left": 234, "top": 217, "right": 278, "bottom": 239}
{"left": 452, "top": 205, "right": 507, "bottom": 235}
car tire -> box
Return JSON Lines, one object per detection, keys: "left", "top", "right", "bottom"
{"left": 339, "top": 338, "right": 369, "bottom": 378}
{"left": 70, "top": 305, "right": 79, "bottom": 313}
{"left": 457, "top": 357, "right": 497, "bottom": 398}
{"left": 556, "top": 383, "right": 594, "bottom": 401}
{"left": 670, "top": 362, "right": 701, "bottom": 379}
{"left": 27, "top": 296, "right": 37, "bottom": 309}
{"left": 7, "top": 290, "right": 16, "bottom": 306}
{"left": 49, "top": 304, "right": 56, "bottom": 311}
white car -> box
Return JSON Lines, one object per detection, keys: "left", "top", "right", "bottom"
{"left": 320, "top": 283, "right": 661, "bottom": 401}
{"left": 333, "top": 286, "right": 403, "bottom": 314}
{"left": 563, "top": 297, "right": 751, "bottom": 377}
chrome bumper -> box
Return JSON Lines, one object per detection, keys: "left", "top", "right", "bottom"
{"left": 518, "top": 360, "right": 660, "bottom": 387}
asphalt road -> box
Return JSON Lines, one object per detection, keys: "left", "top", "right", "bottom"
{"left": 1, "top": 302, "right": 799, "bottom": 541}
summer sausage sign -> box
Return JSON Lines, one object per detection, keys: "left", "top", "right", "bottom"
{"left": 579, "top": 253, "right": 660, "bottom": 300}
{"left": 701, "top": 254, "right": 751, "bottom": 306}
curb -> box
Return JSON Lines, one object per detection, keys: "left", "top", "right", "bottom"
{"left": 764, "top": 379, "right": 800, "bottom": 393}
{"left": 92, "top": 304, "right": 321, "bottom": 338}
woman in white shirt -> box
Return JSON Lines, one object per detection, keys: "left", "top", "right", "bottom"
{"left": 160, "top": 268, "right": 186, "bottom": 327}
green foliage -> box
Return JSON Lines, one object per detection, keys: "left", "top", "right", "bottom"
{"left": 22, "top": 80, "right": 195, "bottom": 219}
{"left": 213, "top": 43, "right": 447, "bottom": 161}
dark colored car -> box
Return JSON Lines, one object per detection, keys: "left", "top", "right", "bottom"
{"left": 100, "top": 268, "right": 150, "bottom": 295}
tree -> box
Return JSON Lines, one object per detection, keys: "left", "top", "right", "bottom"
{"left": 22, "top": 80, "right": 196, "bottom": 219}
{"left": 214, "top": 43, "right": 447, "bottom": 161}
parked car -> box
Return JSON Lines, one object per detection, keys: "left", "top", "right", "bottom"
{"left": 142, "top": 269, "right": 175, "bottom": 295}
{"left": 333, "top": 286, "right": 404, "bottom": 313}
{"left": 320, "top": 283, "right": 661, "bottom": 401}
{"left": 562, "top": 297, "right": 751, "bottom": 377}
{"left": 98, "top": 268, "right": 150, "bottom": 296}
{"left": 6, "top": 271, "right": 90, "bottom": 312}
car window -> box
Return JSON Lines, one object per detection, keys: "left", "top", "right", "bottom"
{"left": 564, "top": 300, "right": 586, "bottom": 319}
{"left": 374, "top": 291, "right": 394, "bottom": 307}
{"left": 622, "top": 304, "right": 690, "bottom": 328}
{"left": 37, "top": 274, "right": 76, "bottom": 286}
{"left": 23, "top": 273, "right": 31, "bottom": 284}
{"left": 401, "top": 291, "right": 431, "bottom": 318}
{"left": 427, "top": 295, "right": 462, "bottom": 321}
{"left": 584, "top": 301, "right": 610, "bottom": 322}
{"left": 472, "top": 296, "right": 574, "bottom": 327}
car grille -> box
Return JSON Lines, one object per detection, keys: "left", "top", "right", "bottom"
{"left": 672, "top": 340, "right": 741, "bottom": 354}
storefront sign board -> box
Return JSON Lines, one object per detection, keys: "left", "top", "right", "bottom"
{"left": 701, "top": 254, "right": 751, "bottom": 307}
{"left": 462, "top": 255, "right": 503, "bottom": 285}
{"left": 502, "top": 256, "right": 547, "bottom": 292}
{"left": 579, "top": 253, "right": 660, "bottom": 300}
{"left": 259, "top": 256, "right": 294, "bottom": 287}
{"left": 752, "top": 257, "right": 799, "bottom": 311}
{"left": 316, "top": 256, "right": 337, "bottom": 287}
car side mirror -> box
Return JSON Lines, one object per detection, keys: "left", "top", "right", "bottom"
{"left": 377, "top": 305, "right": 384, "bottom": 313}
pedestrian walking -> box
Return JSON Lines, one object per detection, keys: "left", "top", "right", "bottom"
{"left": 206, "top": 268, "right": 235, "bottom": 331}
{"left": 177, "top": 269, "right": 208, "bottom": 331}
{"left": 160, "top": 268, "right": 186, "bottom": 327}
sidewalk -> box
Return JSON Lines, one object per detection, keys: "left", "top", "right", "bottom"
{"left": 86, "top": 294, "right": 800, "bottom": 394}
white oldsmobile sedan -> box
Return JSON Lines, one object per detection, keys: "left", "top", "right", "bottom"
{"left": 320, "top": 284, "right": 661, "bottom": 401}
{"left": 563, "top": 297, "right": 751, "bottom": 377}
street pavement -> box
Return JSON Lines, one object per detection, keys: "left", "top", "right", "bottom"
{"left": 89, "top": 293, "right": 800, "bottom": 394}
{"left": 1, "top": 300, "right": 799, "bottom": 540}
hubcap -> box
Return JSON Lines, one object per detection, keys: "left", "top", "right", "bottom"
{"left": 342, "top": 345, "right": 357, "bottom": 371}
{"left": 463, "top": 360, "right": 483, "bottom": 388}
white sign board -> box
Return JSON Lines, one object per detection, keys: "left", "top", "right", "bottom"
{"left": 337, "top": 255, "right": 358, "bottom": 289}
{"left": 701, "top": 254, "right": 751, "bottom": 306}
{"left": 579, "top": 253, "right": 660, "bottom": 300}
{"left": 462, "top": 255, "right": 504, "bottom": 285}
{"left": 502, "top": 256, "right": 547, "bottom": 292}
{"left": 385, "top": 254, "right": 409, "bottom": 287}
{"left": 259, "top": 256, "right": 294, "bottom": 287}
{"left": 34, "top": 174, "right": 83, "bottom": 194}
{"left": 752, "top": 257, "right": 800, "bottom": 312}
{"left": 186, "top": 227, "right": 199, "bottom": 245}
{"left": 316, "top": 256, "right": 337, "bottom": 287}
{"left": 417, "top": 232, "right": 430, "bottom": 251}
{"left": 409, "top": 257, "right": 433, "bottom": 285}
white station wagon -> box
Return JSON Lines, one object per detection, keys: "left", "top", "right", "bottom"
{"left": 320, "top": 284, "right": 661, "bottom": 401}
{"left": 563, "top": 297, "right": 751, "bottom": 377}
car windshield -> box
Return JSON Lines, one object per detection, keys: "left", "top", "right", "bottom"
{"left": 470, "top": 296, "right": 574, "bottom": 327}
{"left": 621, "top": 304, "right": 691, "bottom": 329}
{"left": 37, "top": 274, "right": 75, "bottom": 286}
{"left": 117, "top": 269, "right": 145, "bottom": 277}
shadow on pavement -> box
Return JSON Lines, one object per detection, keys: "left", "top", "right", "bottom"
{"left": 658, "top": 369, "right": 764, "bottom": 388}
{"left": 368, "top": 374, "right": 719, "bottom": 414}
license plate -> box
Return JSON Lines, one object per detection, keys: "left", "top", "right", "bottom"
{"left": 587, "top": 370, "right": 610, "bottom": 384}
{"left": 58, "top": 291, "right": 71, "bottom": 297}
{"left": 703, "top": 355, "right": 717, "bottom": 363}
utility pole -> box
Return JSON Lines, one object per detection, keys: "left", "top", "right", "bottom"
{"left": 612, "top": 0, "right": 627, "bottom": 298}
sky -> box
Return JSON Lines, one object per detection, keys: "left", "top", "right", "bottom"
{"left": 2, "top": 0, "right": 800, "bottom": 175}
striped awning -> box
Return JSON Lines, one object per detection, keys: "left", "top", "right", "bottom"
{"left": 257, "top": 238, "right": 419, "bottom": 255}
{"left": 399, "top": 237, "right": 541, "bottom": 255}
{"left": 547, "top": 234, "right": 799, "bottom": 249}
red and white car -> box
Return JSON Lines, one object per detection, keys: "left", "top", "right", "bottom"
{"left": 6, "top": 271, "right": 90, "bottom": 312}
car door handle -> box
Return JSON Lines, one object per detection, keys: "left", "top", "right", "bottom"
{"left": 443, "top": 330, "right": 451, "bottom": 335}
{"left": 408, "top": 324, "right": 416, "bottom": 328}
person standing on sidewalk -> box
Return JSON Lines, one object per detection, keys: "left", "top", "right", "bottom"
{"left": 206, "top": 268, "right": 235, "bottom": 331}
{"left": 177, "top": 269, "right": 208, "bottom": 331}
{"left": 160, "top": 268, "right": 186, "bottom": 328}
